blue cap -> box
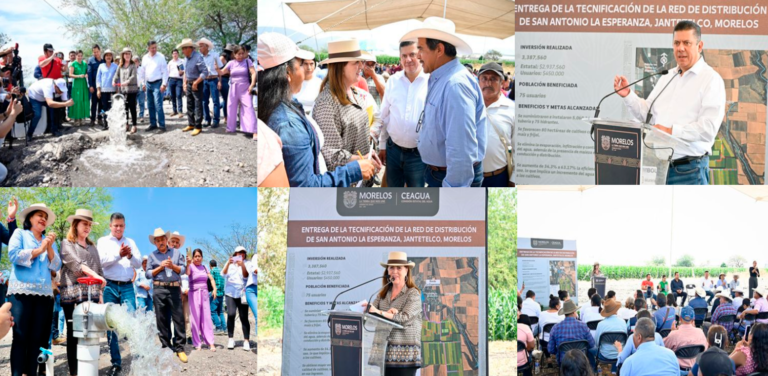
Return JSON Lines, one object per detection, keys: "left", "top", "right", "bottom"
{"left": 681, "top": 306, "right": 695, "bottom": 321}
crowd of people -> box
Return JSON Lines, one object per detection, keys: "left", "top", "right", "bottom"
{"left": 0, "top": 198, "right": 257, "bottom": 376}
{"left": 518, "top": 267, "right": 768, "bottom": 376}
{"left": 257, "top": 17, "right": 515, "bottom": 187}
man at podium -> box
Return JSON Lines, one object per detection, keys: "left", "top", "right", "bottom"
{"left": 612, "top": 20, "right": 725, "bottom": 185}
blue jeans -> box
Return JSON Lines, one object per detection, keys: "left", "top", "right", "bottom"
{"left": 103, "top": 281, "right": 137, "bottom": 367}
{"left": 167, "top": 78, "right": 183, "bottom": 114}
{"left": 587, "top": 348, "right": 618, "bottom": 373}
{"left": 481, "top": 169, "right": 510, "bottom": 187}
{"left": 51, "top": 294, "right": 63, "bottom": 339}
{"left": 667, "top": 156, "right": 710, "bottom": 185}
{"left": 706, "top": 290, "right": 715, "bottom": 305}
{"left": 245, "top": 285, "right": 257, "bottom": 338}
{"left": 30, "top": 99, "right": 56, "bottom": 137}
{"left": 209, "top": 293, "right": 226, "bottom": 331}
{"left": 425, "top": 162, "right": 483, "bottom": 187}
{"left": 146, "top": 80, "right": 166, "bottom": 129}
{"left": 202, "top": 79, "right": 221, "bottom": 125}
{"left": 220, "top": 76, "right": 230, "bottom": 118}
{"left": 136, "top": 296, "right": 153, "bottom": 312}
{"left": 137, "top": 88, "right": 146, "bottom": 118}
{"left": 385, "top": 138, "right": 426, "bottom": 187}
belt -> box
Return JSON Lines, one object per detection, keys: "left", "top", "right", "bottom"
{"left": 168, "top": 77, "right": 182, "bottom": 81}
{"left": 153, "top": 281, "right": 181, "bottom": 287}
{"left": 147, "top": 79, "right": 162, "bottom": 84}
{"left": 427, "top": 162, "right": 480, "bottom": 172}
{"left": 388, "top": 140, "right": 418, "bottom": 153}
{"left": 670, "top": 153, "right": 708, "bottom": 168}
{"left": 106, "top": 279, "right": 132, "bottom": 286}
{"left": 205, "top": 76, "right": 220, "bottom": 81}
{"left": 483, "top": 166, "right": 506, "bottom": 178}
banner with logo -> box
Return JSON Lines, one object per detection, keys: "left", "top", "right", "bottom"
{"left": 515, "top": 0, "right": 768, "bottom": 185}
{"left": 517, "top": 238, "right": 579, "bottom": 306}
{"left": 282, "top": 188, "right": 488, "bottom": 376}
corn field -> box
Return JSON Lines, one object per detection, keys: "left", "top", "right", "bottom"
{"left": 488, "top": 288, "right": 517, "bottom": 341}
{"left": 313, "top": 53, "right": 514, "bottom": 68}
{"left": 577, "top": 265, "right": 747, "bottom": 281}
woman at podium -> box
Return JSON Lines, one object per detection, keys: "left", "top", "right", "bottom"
{"left": 362, "top": 251, "right": 422, "bottom": 376}
{"left": 590, "top": 262, "right": 604, "bottom": 288}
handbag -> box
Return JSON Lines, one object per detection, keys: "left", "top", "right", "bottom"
{"left": 487, "top": 113, "right": 514, "bottom": 179}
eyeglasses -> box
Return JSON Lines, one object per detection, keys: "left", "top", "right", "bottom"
{"left": 479, "top": 76, "right": 501, "bottom": 83}
{"left": 416, "top": 110, "right": 425, "bottom": 133}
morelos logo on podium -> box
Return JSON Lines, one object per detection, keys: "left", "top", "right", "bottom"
{"left": 336, "top": 188, "right": 440, "bottom": 216}
{"left": 601, "top": 135, "right": 611, "bottom": 151}
{"left": 334, "top": 323, "right": 342, "bottom": 336}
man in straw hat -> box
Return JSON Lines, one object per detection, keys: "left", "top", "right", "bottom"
{"left": 663, "top": 306, "right": 707, "bottom": 369}
{"left": 178, "top": 38, "right": 209, "bottom": 136}
{"left": 399, "top": 17, "right": 487, "bottom": 187}
{"left": 586, "top": 298, "right": 625, "bottom": 370}
{"left": 703, "top": 289, "right": 737, "bottom": 336}
{"left": 145, "top": 227, "right": 188, "bottom": 362}
{"left": 169, "top": 231, "right": 191, "bottom": 343}
{"left": 739, "top": 284, "right": 768, "bottom": 324}
{"left": 547, "top": 298, "right": 594, "bottom": 364}
{"left": 732, "top": 286, "right": 745, "bottom": 309}
{"left": 197, "top": 38, "right": 223, "bottom": 128}
{"left": 96, "top": 212, "right": 142, "bottom": 375}
{"left": 478, "top": 61, "right": 515, "bottom": 187}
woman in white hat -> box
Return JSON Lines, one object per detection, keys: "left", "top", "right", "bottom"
{"left": 222, "top": 246, "right": 251, "bottom": 350}
{"left": 361, "top": 251, "right": 422, "bottom": 374}
{"left": 313, "top": 39, "right": 382, "bottom": 182}
{"left": 257, "top": 32, "right": 375, "bottom": 187}
{"left": 6, "top": 203, "right": 61, "bottom": 376}
{"left": 59, "top": 209, "right": 105, "bottom": 376}
{"left": 96, "top": 49, "right": 118, "bottom": 130}
{"left": 113, "top": 47, "right": 139, "bottom": 133}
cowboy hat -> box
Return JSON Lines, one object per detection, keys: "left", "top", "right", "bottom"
{"left": 148, "top": 227, "right": 171, "bottom": 243}
{"left": 102, "top": 49, "right": 114, "bottom": 58}
{"left": 176, "top": 38, "right": 197, "bottom": 50}
{"left": 66, "top": 209, "right": 99, "bottom": 225}
{"left": 19, "top": 203, "right": 57, "bottom": 228}
{"left": 558, "top": 299, "right": 580, "bottom": 316}
{"left": 360, "top": 51, "right": 377, "bottom": 63}
{"left": 601, "top": 299, "right": 621, "bottom": 317}
{"left": 380, "top": 251, "right": 415, "bottom": 268}
{"left": 695, "top": 287, "right": 706, "bottom": 298}
{"left": 715, "top": 289, "right": 732, "bottom": 302}
{"left": 197, "top": 38, "right": 214, "bottom": 49}
{"left": 257, "top": 33, "right": 315, "bottom": 70}
{"left": 399, "top": 17, "right": 472, "bottom": 56}
{"left": 119, "top": 47, "right": 132, "bottom": 55}
{"left": 733, "top": 286, "right": 744, "bottom": 294}
{"left": 319, "top": 39, "right": 366, "bottom": 65}
{"left": 168, "top": 231, "right": 185, "bottom": 249}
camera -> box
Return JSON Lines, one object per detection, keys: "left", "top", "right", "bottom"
{"left": 1, "top": 43, "right": 24, "bottom": 89}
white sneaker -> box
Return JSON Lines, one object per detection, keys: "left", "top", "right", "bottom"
{"left": 227, "top": 338, "right": 235, "bottom": 349}
{"left": 243, "top": 341, "right": 251, "bottom": 351}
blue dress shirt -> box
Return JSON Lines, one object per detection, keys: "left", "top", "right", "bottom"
{"left": 7, "top": 229, "right": 61, "bottom": 297}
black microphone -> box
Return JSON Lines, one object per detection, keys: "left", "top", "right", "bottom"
{"left": 594, "top": 69, "right": 669, "bottom": 119}
{"left": 327, "top": 275, "right": 383, "bottom": 326}
{"left": 364, "top": 276, "right": 393, "bottom": 316}
{"left": 645, "top": 69, "right": 682, "bottom": 125}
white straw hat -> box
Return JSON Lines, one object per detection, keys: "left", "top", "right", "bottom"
{"left": 19, "top": 203, "right": 56, "bottom": 229}
{"left": 148, "top": 227, "right": 171, "bottom": 243}
{"left": 399, "top": 17, "right": 472, "bottom": 56}
{"left": 319, "top": 39, "right": 366, "bottom": 65}
{"left": 66, "top": 209, "right": 99, "bottom": 225}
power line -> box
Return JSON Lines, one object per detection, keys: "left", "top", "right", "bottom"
{"left": 41, "top": 0, "right": 72, "bottom": 23}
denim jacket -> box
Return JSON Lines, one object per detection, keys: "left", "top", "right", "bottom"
{"left": 7, "top": 229, "right": 62, "bottom": 297}
{"left": 267, "top": 99, "right": 362, "bottom": 186}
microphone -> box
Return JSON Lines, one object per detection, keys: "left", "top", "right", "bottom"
{"left": 645, "top": 69, "right": 682, "bottom": 125}
{"left": 594, "top": 69, "right": 669, "bottom": 119}
{"left": 364, "top": 276, "right": 394, "bottom": 316}
{"left": 327, "top": 275, "right": 383, "bottom": 326}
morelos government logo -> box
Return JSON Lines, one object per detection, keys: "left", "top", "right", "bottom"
{"left": 343, "top": 191, "right": 357, "bottom": 209}
{"left": 660, "top": 52, "right": 668, "bottom": 66}
{"left": 334, "top": 323, "right": 342, "bottom": 336}
{"left": 601, "top": 135, "right": 611, "bottom": 151}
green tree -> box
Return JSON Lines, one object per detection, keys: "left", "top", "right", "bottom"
{"left": 192, "top": 0, "right": 257, "bottom": 48}
{"left": 484, "top": 49, "right": 502, "bottom": 61}
{"left": 194, "top": 223, "right": 256, "bottom": 266}
{"left": 649, "top": 255, "right": 666, "bottom": 267}
{"left": 0, "top": 32, "right": 10, "bottom": 47}
{"left": 727, "top": 255, "right": 746, "bottom": 268}
{"left": 675, "top": 254, "right": 695, "bottom": 268}
{"left": 488, "top": 188, "right": 517, "bottom": 291}
{"left": 257, "top": 188, "right": 289, "bottom": 292}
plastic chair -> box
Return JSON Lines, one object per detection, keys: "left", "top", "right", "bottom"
{"left": 557, "top": 339, "right": 591, "bottom": 367}
{"left": 594, "top": 331, "right": 628, "bottom": 372}
{"left": 517, "top": 340, "right": 532, "bottom": 375}
{"left": 587, "top": 320, "right": 601, "bottom": 331}
{"left": 659, "top": 328, "right": 672, "bottom": 338}
{"left": 674, "top": 345, "right": 704, "bottom": 372}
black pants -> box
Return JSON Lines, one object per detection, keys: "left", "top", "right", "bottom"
{"left": 89, "top": 88, "right": 102, "bottom": 122}
{"left": 750, "top": 277, "right": 758, "bottom": 298}
{"left": 385, "top": 367, "right": 418, "bottom": 376}
{"left": 124, "top": 92, "right": 137, "bottom": 126}
{"left": 100, "top": 92, "right": 113, "bottom": 127}
{"left": 62, "top": 303, "right": 79, "bottom": 375}
{"left": 673, "top": 291, "right": 688, "bottom": 306}
{"left": 186, "top": 82, "right": 203, "bottom": 129}
{"left": 0, "top": 283, "right": 6, "bottom": 306}
{"left": 153, "top": 286, "right": 185, "bottom": 352}
{"left": 226, "top": 295, "right": 250, "bottom": 339}
{"left": 8, "top": 294, "right": 54, "bottom": 376}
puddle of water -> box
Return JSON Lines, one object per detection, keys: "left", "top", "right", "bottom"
{"left": 106, "top": 303, "right": 180, "bottom": 376}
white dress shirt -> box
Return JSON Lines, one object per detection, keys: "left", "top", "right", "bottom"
{"left": 733, "top": 296, "right": 744, "bottom": 310}
{"left": 296, "top": 76, "right": 323, "bottom": 115}
{"left": 538, "top": 310, "right": 565, "bottom": 341}
{"left": 701, "top": 277, "right": 714, "bottom": 291}
{"left": 137, "top": 65, "right": 146, "bottom": 88}
{"left": 224, "top": 263, "right": 247, "bottom": 298}
{"left": 96, "top": 235, "right": 142, "bottom": 282}
{"left": 378, "top": 69, "right": 429, "bottom": 149}
{"left": 168, "top": 58, "right": 185, "bottom": 79}
{"left": 623, "top": 57, "right": 725, "bottom": 159}
{"left": 142, "top": 52, "right": 169, "bottom": 86}
{"left": 580, "top": 306, "right": 603, "bottom": 324}
{"left": 483, "top": 95, "right": 515, "bottom": 182}
{"left": 521, "top": 297, "right": 541, "bottom": 318}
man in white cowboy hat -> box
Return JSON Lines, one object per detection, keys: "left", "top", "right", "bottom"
{"left": 96, "top": 212, "right": 142, "bottom": 375}
{"left": 400, "top": 17, "right": 487, "bottom": 187}
{"left": 740, "top": 285, "right": 768, "bottom": 324}
{"left": 145, "top": 227, "right": 188, "bottom": 362}
{"left": 197, "top": 38, "right": 223, "bottom": 128}
{"left": 141, "top": 40, "right": 169, "bottom": 132}
{"left": 732, "top": 286, "right": 745, "bottom": 309}
{"left": 177, "top": 38, "right": 209, "bottom": 136}
{"left": 703, "top": 289, "right": 738, "bottom": 336}
{"left": 168, "top": 231, "right": 191, "bottom": 343}
{"left": 134, "top": 255, "right": 153, "bottom": 312}
{"left": 687, "top": 287, "right": 709, "bottom": 323}
{"left": 377, "top": 40, "right": 430, "bottom": 187}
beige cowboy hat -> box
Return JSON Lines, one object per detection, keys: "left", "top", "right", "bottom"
{"left": 732, "top": 286, "right": 744, "bottom": 295}
{"left": 360, "top": 51, "right": 377, "bottom": 63}
{"left": 715, "top": 289, "right": 732, "bottom": 302}
{"left": 119, "top": 47, "right": 132, "bottom": 55}
{"left": 66, "top": 209, "right": 99, "bottom": 225}
{"left": 695, "top": 287, "right": 706, "bottom": 298}
{"left": 380, "top": 251, "right": 415, "bottom": 268}
{"left": 601, "top": 299, "right": 621, "bottom": 317}
{"left": 102, "top": 49, "right": 115, "bottom": 59}
{"left": 148, "top": 227, "right": 171, "bottom": 243}
{"left": 558, "top": 299, "right": 581, "bottom": 316}
{"left": 176, "top": 38, "right": 197, "bottom": 50}
{"left": 19, "top": 203, "right": 57, "bottom": 228}
{"left": 197, "top": 38, "right": 214, "bottom": 49}
{"left": 399, "top": 17, "right": 472, "bottom": 56}
{"left": 169, "top": 231, "right": 185, "bottom": 249}
{"left": 319, "top": 39, "right": 366, "bottom": 65}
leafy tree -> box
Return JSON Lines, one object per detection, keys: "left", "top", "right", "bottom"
{"left": 0, "top": 32, "right": 10, "bottom": 47}
{"left": 649, "top": 255, "right": 666, "bottom": 267}
{"left": 727, "top": 255, "right": 746, "bottom": 268}
{"left": 192, "top": 0, "right": 257, "bottom": 48}
{"left": 674, "top": 254, "right": 695, "bottom": 268}
{"left": 194, "top": 223, "right": 256, "bottom": 267}
{"left": 720, "top": 262, "right": 727, "bottom": 268}
{"left": 488, "top": 188, "right": 517, "bottom": 291}
{"left": 484, "top": 49, "right": 502, "bottom": 61}
{"left": 257, "top": 188, "right": 289, "bottom": 292}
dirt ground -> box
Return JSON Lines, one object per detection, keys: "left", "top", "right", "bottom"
{"left": 257, "top": 327, "right": 515, "bottom": 375}
{"left": 0, "top": 309, "right": 256, "bottom": 375}
{"left": 1, "top": 97, "right": 256, "bottom": 187}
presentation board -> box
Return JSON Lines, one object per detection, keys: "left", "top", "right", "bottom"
{"left": 517, "top": 238, "right": 579, "bottom": 306}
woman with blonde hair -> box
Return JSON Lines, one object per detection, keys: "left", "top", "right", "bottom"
{"left": 312, "top": 39, "right": 381, "bottom": 181}
{"left": 113, "top": 47, "right": 139, "bottom": 133}
{"left": 59, "top": 209, "right": 105, "bottom": 376}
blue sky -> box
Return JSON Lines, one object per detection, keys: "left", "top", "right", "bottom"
{"left": 107, "top": 188, "right": 257, "bottom": 258}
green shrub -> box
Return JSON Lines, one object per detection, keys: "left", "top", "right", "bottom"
{"left": 488, "top": 288, "right": 517, "bottom": 341}
{"left": 258, "top": 285, "right": 285, "bottom": 329}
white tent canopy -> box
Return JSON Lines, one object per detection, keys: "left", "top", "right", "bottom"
{"left": 285, "top": 0, "right": 515, "bottom": 39}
